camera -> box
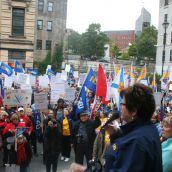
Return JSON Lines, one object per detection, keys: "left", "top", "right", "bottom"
{"left": 76, "top": 134, "right": 83, "bottom": 144}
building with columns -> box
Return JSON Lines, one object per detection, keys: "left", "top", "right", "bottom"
{"left": 156, "top": 0, "right": 172, "bottom": 74}
{"left": 0, "top": 0, "right": 36, "bottom": 68}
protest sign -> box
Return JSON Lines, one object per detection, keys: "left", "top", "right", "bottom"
{"left": 61, "top": 70, "right": 67, "bottom": 81}
{"left": 4, "top": 89, "right": 32, "bottom": 106}
{"left": 16, "top": 73, "right": 28, "bottom": 86}
{"left": 65, "top": 64, "right": 71, "bottom": 72}
{"left": 4, "top": 75, "right": 13, "bottom": 88}
{"left": 34, "top": 92, "right": 48, "bottom": 110}
{"left": 74, "top": 71, "right": 79, "bottom": 78}
{"left": 154, "top": 92, "right": 163, "bottom": 107}
{"left": 39, "top": 75, "right": 49, "bottom": 87}
{"left": 65, "top": 84, "right": 76, "bottom": 101}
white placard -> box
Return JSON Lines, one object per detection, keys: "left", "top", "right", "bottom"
{"left": 154, "top": 92, "right": 163, "bottom": 107}
{"left": 4, "top": 89, "right": 32, "bottom": 106}
{"left": 34, "top": 92, "right": 48, "bottom": 110}
{"left": 169, "top": 84, "right": 172, "bottom": 91}
{"left": 50, "top": 81, "right": 65, "bottom": 104}
{"left": 4, "top": 75, "right": 13, "bottom": 88}
{"left": 61, "top": 70, "right": 67, "bottom": 81}
{"left": 74, "top": 71, "right": 79, "bottom": 78}
{"left": 65, "top": 84, "right": 76, "bottom": 101}
{"left": 79, "top": 73, "right": 86, "bottom": 85}
{"left": 39, "top": 75, "right": 49, "bottom": 88}
{"left": 21, "top": 84, "right": 32, "bottom": 90}
{"left": 30, "top": 75, "right": 36, "bottom": 86}
{"left": 16, "top": 73, "right": 28, "bottom": 86}
{"left": 65, "top": 64, "right": 71, "bottom": 72}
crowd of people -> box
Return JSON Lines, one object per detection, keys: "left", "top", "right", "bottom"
{"left": 0, "top": 82, "right": 172, "bottom": 172}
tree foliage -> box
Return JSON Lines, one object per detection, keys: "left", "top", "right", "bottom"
{"left": 136, "top": 26, "right": 157, "bottom": 63}
{"left": 110, "top": 44, "right": 120, "bottom": 58}
{"left": 79, "top": 23, "right": 109, "bottom": 59}
{"left": 51, "top": 43, "right": 63, "bottom": 72}
{"left": 128, "top": 43, "right": 138, "bottom": 57}
{"left": 68, "top": 31, "right": 81, "bottom": 54}
{"left": 37, "top": 51, "right": 51, "bottom": 75}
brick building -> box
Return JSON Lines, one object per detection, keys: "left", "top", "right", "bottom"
{"left": 104, "top": 30, "right": 135, "bottom": 53}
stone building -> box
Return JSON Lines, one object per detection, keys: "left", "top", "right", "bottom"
{"left": 156, "top": 0, "right": 172, "bottom": 74}
{"left": 34, "top": 0, "right": 67, "bottom": 62}
{"left": 0, "top": 0, "right": 36, "bottom": 68}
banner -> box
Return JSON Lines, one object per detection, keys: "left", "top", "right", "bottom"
{"left": 4, "top": 89, "right": 32, "bottom": 106}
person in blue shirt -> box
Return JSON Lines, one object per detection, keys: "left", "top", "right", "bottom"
{"left": 161, "top": 116, "right": 172, "bottom": 172}
{"left": 70, "top": 83, "right": 162, "bottom": 172}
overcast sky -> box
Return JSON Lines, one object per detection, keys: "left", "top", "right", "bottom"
{"left": 66, "top": 0, "right": 159, "bottom": 33}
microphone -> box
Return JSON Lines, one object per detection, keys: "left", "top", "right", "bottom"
{"left": 101, "top": 111, "right": 120, "bottom": 129}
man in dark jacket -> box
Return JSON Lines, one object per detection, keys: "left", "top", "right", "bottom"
{"left": 72, "top": 111, "right": 101, "bottom": 165}
{"left": 44, "top": 119, "right": 61, "bottom": 172}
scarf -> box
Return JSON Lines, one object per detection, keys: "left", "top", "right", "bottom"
{"left": 16, "top": 142, "right": 26, "bottom": 165}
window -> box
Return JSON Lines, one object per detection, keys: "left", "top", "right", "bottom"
{"left": 8, "top": 50, "right": 26, "bottom": 60}
{"left": 12, "top": 8, "right": 25, "bottom": 36}
{"left": 170, "top": 50, "right": 172, "bottom": 62}
{"left": 37, "top": 20, "right": 43, "bottom": 30}
{"left": 48, "top": 2, "right": 53, "bottom": 12}
{"left": 47, "top": 21, "right": 52, "bottom": 31}
{"left": 36, "top": 40, "right": 42, "bottom": 50}
{"left": 164, "top": 14, "right": 168, "bottom": 22}
{"left": 165, "top": 0, "right": 168, "bottom": 6}
{"left": 46, "top": 40, "right": 52, "bottom": 50}
{"left": 38, "top": 0, "right": 44, "bottom": 11}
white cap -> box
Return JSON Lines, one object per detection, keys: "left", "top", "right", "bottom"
{"left": 18, "top": 107, "right": 24, "bottom": 112}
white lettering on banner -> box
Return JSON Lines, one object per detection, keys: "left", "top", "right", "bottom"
{"left": 78, "top": 97, "right": 84, "bottom": 109}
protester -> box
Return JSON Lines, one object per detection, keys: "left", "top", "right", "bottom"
{"left": 16, "top": 134, "right": 32, "bottom": 172}
{"left": 25, "top": 107, "right": 38, "bottom": 156}
{"left": 54, "top": 98, "right": 65, "bottom": 120}
{"left": 59, "top": 108, "right": 73, "bottom": 162}
{"left": 72, "top": 111, "right": 101, "bottom": 166}
{"left": 70, "top": 83, "right": 162, "bottom": 172}
{"left": 161, "top": 116, "right": 172, "bottom": 172}
{"left": 44, "top": 118, "right": 61, "bottom": 172}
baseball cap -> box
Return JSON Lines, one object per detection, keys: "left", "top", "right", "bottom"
{"left": 18, "top": 107, "right": 24, "bottom": 112}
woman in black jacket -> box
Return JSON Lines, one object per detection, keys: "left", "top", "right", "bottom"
{"left": 44, "top": 119, "right": 61, "bottom": 172}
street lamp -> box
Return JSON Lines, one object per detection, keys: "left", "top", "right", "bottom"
{"left": 162, "top": 21, "right": 169, "bottom": 75}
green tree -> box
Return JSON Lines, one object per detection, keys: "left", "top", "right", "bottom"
{"left": 80, "top": 23, "right": 109, "bottom": 59}
{"left": 128, "top": 43, "right": 138, "bottom": 57}
{"left": 136, "top": 26, "right": 157, "bottom": 64}
{"left": 121, "top": 52, "right": 130, "bottom": 60}
{"left": 110, "top": 44, "right": 120, "bottom": 58}
{"left": 68, "top": 31, "right": 81, "bottom": 54}
{"left": 51, "top": 43, "right": 63, "bottom": 72}
{"left": 37, "top": 51, "right": 51, "bottom": 75}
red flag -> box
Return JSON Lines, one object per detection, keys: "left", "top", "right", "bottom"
{"left": 96, "top": 64, "right": 109, "bottom": 104}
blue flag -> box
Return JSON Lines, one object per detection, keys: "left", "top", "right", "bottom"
{"left": 16, "top": 127, "right": 27, "bottom": 137}
{"left": 0, "top": 62, "right": 13, "bottom": 76}
{"left": 14, "top": 60, "right": 25, "bottom": 73}
{"left": 46, "top": 68, "right": 55, "bottom": 79}
{"left": 33, "top": 110, "right": 42, "bottom": 138}
{"left": 27, "top": 68, "right": 38, "bottom": 76}
{"left": 75, "top": 86, "right": 87, "bottom": 114}
{"left": 84, "top": 68, "right": 96, "bottom": 93}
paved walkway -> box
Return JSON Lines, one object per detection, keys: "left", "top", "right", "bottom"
{"left": 0, "top": 143, "right": 74, "bottom": 172}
